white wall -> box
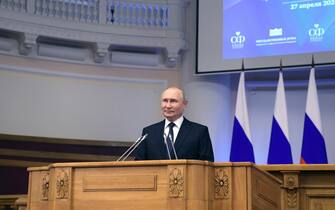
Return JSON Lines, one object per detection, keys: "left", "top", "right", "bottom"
{"left": 0, "top": 54, "right": 183, "bottom": 142}
{"left": 0, "top": 64, "right": 166, "bottom": 141}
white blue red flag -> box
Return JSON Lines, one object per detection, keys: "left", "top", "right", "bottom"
{"left": 230, "top": 72, "right": 255, "bottom": 162}
{"left": 300, "top": 68, "right": 328, "bottom": 164}
{"left": 268, "top": 71, "right": 293, "bottom": 164}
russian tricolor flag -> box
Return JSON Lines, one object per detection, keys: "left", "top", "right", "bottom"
{"left": 230, "top": 72, "right": 255, "bottom": 162}
{"left": 300, "top": 68, "right": 328, "bottom": 164}
{"left": 267, "top": 71, "right": 293, "bottom": 164}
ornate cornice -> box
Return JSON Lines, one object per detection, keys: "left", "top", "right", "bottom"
{"left": 0, "top": 0, "right": 189, "bottom": 67}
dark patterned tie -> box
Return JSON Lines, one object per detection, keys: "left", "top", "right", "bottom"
{"left": 167, "top": 122, "right": 176, "bottom": 159}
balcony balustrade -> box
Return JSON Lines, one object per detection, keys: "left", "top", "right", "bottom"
{"left": 0, "top": 0, "right": 188, "bottom": 67}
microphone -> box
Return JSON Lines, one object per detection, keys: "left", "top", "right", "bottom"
{"left": 163, "top": 133, "right": 172, "bottom": 160}
{"left": 163, "top": 133, "right": 178, "bottom": 160}
{"left": 169, "top": 134, "right": 178, "bottom": 160}
{"left": 117, "top": 134, "right": 148, "bottom": 161}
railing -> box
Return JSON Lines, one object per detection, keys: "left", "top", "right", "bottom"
{"left": 34, "top": 0, "right": 100, "bottom": 23}
{"left": 0, "top": 0, "right": 187, "bottom": 66}
{"left": 0, "top": 0, "right": 27, "bottom": 12}
{"left": 0, "top": 0, "right": 169, "bottom": 28}
{"left": 107, "top": 0, "right": 168, "bottom": 28}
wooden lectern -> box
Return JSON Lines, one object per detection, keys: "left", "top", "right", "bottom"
{"left": 27, "top": 160, "right": 281, "bottom": 210}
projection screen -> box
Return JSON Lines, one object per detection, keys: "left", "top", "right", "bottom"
{"left": 196, "top": 0, "right": 335, "bottom": 74}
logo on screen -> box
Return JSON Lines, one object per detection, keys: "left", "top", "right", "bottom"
{"left": 230, "top": 32, "right": 245, "bottom": 49}
{"left": 269, "top": 28, "right": 283, "bottom": 37}
{"left": 309, "top": 24, "right": 325, "bottom": 42}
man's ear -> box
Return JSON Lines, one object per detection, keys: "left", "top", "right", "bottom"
{"left": 183, "top": 100, "right": 188, "bottom": 106}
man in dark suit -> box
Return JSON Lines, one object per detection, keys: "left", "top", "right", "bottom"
{"left": 134, "top": 87, "right": 214, "bottom": 162}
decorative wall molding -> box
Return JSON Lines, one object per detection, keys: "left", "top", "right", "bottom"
{"left": 0, "top": 0, "right": 189, "bottom": 67}
{"left": 18, "top": 33, "right": 38, "bottom": 55}
{"left": 38, "top": 42, "right": 88, "bottom": 61}
{"left": 94, "top": 42, "right": 110, "bottom": 63}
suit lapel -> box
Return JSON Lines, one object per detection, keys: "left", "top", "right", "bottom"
{"left": 174, "top": 118, "right": 192, "bottom": 152}
{"left": 155, "top": 120, "right": 167, "bottom": 158}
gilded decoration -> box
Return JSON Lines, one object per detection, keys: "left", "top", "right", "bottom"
{"left": 169, "top": 168, "right": 184, "bottom": 198}
{"left": 56, "top": 169, "right": 70, "bottom": 199}
{"left": 41, "top": 172, "right": 50, "bottom": 200}
{"left": 214, "top": 168, "right": 229, "bottom": 199}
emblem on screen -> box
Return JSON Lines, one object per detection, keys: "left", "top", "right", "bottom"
{"left": 269, "top": 28, "right": 283, "bottom": 37}
{"left": 309, "top": 24, "right": 325, "bottom": 42}
{"left": 230, "top": 32, "right": 245, "bottom": 49}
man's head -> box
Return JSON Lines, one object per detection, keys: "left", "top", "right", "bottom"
{"left": 160, "top": 87, "right": 188, "bottom": 122}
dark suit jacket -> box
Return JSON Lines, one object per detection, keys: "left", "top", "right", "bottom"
{"left": 134, "top": 118, "right": 214, "bottom": 162}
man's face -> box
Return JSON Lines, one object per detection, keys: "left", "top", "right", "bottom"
{"left": 160, "top": 88, "right": 187, "bottom": 122}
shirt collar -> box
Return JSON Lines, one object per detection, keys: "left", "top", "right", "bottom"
{"left": 165, "top": 116, "right": 184, "bottom": 129}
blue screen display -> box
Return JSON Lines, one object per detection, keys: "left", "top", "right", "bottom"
{"left": 223, "top": 0, "right": 335, "bottom": 59}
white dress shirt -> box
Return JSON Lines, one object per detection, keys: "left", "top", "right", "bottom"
{"left": 164, "top": 116, "right": 184, "bottom": 143}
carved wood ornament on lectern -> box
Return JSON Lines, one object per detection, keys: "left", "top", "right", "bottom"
{"left": 41, "top": 171, "right": 50, "bottom": 200}
{"left": 214, "top": 168, "right": 230, "bottom": 199}
{"left": 168, "top": 167, "right": 184, "bottom": 198}
{"left": 283, "top": 173, "right": 299, "bottom": 209}
{"left": 56, "top": 168, "right": 71, "bottom": 199}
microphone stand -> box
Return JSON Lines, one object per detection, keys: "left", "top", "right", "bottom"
{"left": 163, "top": 133, "right": 172, "bottom": 160}
{"left": 117, "top": 134, "right": 148, "bottom": 161}
{"left": 163, "top": 133, "right": 178, "bottom": 160}
{"left": 169, "top": 134, "right": 178, "bottom": 160}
